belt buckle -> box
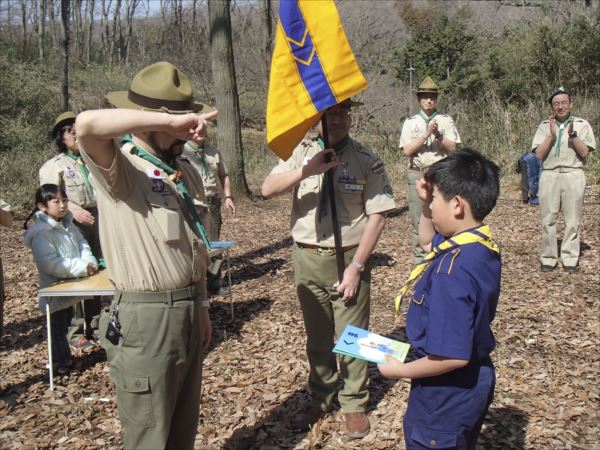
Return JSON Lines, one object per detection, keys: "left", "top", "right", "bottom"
{"left": 316, "top": 247, "right": 335, "bottom": 256}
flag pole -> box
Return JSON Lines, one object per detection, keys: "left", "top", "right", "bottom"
{"left": 321, "top": 114, "right": 345, "bottom": 283}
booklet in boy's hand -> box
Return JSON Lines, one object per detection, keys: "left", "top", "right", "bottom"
{"left": 333, "top": 325, "right": 410, "bottom": 364}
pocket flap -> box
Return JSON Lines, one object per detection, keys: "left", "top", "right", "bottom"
{"left": 113, "top": 374, "right": 150, "bottom": 393}
{"left": 410, "top": 426, "right": 458, "bottom": 449}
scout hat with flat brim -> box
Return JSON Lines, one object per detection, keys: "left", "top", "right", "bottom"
{"left": 416, "top": 76, "right": 439, "bottom": 95}
{"left": 548, "top": 86, "right": 570, "bottom": 104}
{"left": 51, "top": 111, "right": 76, "bottom": 138}
{"left": 106, "top": 61, "right": 214, "bottom": 114}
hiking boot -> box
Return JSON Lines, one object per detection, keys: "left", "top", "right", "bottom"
{"left": 564, "top": 265, "right": 579, "bottom": 274}
{"left": 70, "top": 337, "right": 94, "bottom": 351}
{"left": 344, "top": 412, "right": 370, "bottom": 439}
{"left": 540, "top": 264, "right": 555, "bottom": 273}
{"left": 291, "top": 407, "right": 329, "bottom": 430}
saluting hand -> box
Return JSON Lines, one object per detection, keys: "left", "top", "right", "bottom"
{"left": 168, "top": 110, "right": 219, "bottom": 142}
{"left": 415, "top": 178, "right": 432, "bottom": 204}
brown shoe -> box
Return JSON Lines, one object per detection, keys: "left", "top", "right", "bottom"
{"left": 291, "top": 407, "right": 329, "bottom": 430}
{"left": 344, "top": 412, "right": 370, "bottom": 438}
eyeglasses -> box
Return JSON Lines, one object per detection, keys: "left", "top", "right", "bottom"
{"left": 325, "top": 109, "right": 351, "bottom": 119}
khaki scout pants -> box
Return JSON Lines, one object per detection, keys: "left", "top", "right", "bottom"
{"left": 99, "top": 293, "right": 204, "bottom": 450}
{"left": 407, "top": 169, "right": 426, "bottom": 264}
{"left": 206, "top": 197, "right": 223, "bottom": 291}
{"left": 538, "top": 168, "right": 586, "bottom": 268}
{"left": 292, "top": 243, "right": 371, "bottom": 412}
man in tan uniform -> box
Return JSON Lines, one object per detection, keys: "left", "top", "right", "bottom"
{"left": 532, "top": 86, "right": 596, "bottom": 273}
{"left": 262, "top": 99, "right": 396, "bottom": 439}
{"left": 40, "top": 111, "right": 102, "bottom": 349}
{"left": 398, "top": 76, "right": 461, "bottom": 263}
{"left": 76, "top": 61, "right": 217, "bottom": 449}
{"left": 183, "top": 137, "right": 235, "bottom": 293}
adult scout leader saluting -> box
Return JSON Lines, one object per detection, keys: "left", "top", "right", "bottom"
{"left": 76, "top": 61, "right": 218, "bottom": 450}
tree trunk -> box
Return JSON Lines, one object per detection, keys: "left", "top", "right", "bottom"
{"left": 207, "top": 0, "right": 251, "bottom": 198}
{"left": 109, "top": 0, "right": 121, "bottom": 66}
{"left": 60, "top": 0, "right": 70, "bottom": 111}
{"left": 259, "top": 0, "right": 272, "bottom": 87}
{"left": 48, "top": 0, "right": 59, "bottom": 51}
{"left": 20, "top": 0, "right": 28, "bottom": 56}
{"left": 37, "top": 0, "right": 47, "bottom": 60}
{"left": 86, "top": 0, "right": 95, "bottom": 64}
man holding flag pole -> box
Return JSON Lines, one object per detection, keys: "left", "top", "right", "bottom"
{"left": 261, "top": 0, "right": 396, "bottom": 438}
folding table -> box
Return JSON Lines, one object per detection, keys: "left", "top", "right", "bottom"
{"left": 38, "top": 270, "right": 114, "bottom": 390}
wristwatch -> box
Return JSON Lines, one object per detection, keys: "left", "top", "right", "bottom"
{"left": 350, "top": 259, "right": 365, "bottom": 272}
{"left": 435, "top": 133, "right": 443, "bottom": 141}
{"left": 568, "top": 130, "right": 577, "bottom": 139}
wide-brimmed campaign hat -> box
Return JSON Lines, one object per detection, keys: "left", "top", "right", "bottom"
{"left": 416, "top": 76, "right": 439, "bottom": 95}
{"left": 106, "top": 61, "right": 213, "bottom": 114}
{"left": 51, "top": 111, "right": 76, "bottom": 138}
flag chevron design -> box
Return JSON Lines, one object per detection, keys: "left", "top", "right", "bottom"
{"left": 280, "top": 1, "right": 337, "bottom": 112}
{"left": 266, "top": 0, "right": 368, "bottom": 160}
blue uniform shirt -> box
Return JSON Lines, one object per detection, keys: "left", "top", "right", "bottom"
{"left": 406, "top": 231, "right": 501, "bottom": 363}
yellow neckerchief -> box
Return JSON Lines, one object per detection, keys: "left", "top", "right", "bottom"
{"left": 394, "top": 224, "right": 500, "bottom": 314}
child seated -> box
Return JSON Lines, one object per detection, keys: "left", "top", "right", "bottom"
{"left": 24, "top": 184, "right": 98, "bottom": 374}
{"left": 379, "top": 148, "right": 501, "bottom": 450}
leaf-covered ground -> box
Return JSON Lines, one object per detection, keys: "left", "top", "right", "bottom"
{"left": 1, "top": 184, "right": 598, "bottom": 450}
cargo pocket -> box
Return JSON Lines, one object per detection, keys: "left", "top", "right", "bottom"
{"left": 111, "top": 371, "right": 155, "bottom": 427}
{"left": 409, "top": 426, "right": 458, "bottom": 449}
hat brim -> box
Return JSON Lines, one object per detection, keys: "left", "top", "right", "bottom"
{"left": 106, "top": 90, "right": 215, "bottom": 114}
{"left": 51, "top": 118, "right": 76, "bottom": 138}
{"left": 417, "top": 89, "right": 439, "bottom": 95}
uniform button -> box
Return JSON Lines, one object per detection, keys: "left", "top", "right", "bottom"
{"left": 430, "top": 439, "right": 437, "bottom": 446}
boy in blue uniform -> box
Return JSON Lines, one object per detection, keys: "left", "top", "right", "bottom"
{"left": 378, "top": 148, "right": 501, "bottom": 450}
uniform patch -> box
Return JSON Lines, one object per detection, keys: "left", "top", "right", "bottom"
{"left": 371, "top": 160, "right": 385, "bottom": 175}
{"left": 384, "top": 185, "right": 394, "bottom": 198}
{"left": 66, "top": 166, "right": 77, "bottom": 178}
{"left": 152, "top": 179, "right": 165, "bottom": 192}
{"left": 413, "top": 123, "right": 421, "bottom": 133}
{"left": 338, "top": 164, "right": 357, "bottom": 184}
{"left": 147, "top": 168, "right": 167, "bottom": 179}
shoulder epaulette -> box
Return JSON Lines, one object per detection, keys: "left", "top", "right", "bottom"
{"left": 434, "top": 248, "right": 462, "bottom": 275}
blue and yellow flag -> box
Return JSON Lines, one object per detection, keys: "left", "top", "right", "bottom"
{"left": 266, "top": 0, "right": 368, "bottom": 160}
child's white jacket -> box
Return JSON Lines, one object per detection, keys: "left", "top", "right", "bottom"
{"left": 23, "top": 211, "right": 97, "bottom": 312}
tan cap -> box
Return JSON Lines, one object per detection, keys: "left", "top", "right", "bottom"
{"left": 51, "top": 111, "right": 76, "bottom": 138}
{"left": 106, "top": 61, "right": 214, "bottom": 114}
{"left": 416, "top": 76, "right": 439, "bottom": 95}
{"left": 548, "top": 86, "right": 570, "bottom": 104}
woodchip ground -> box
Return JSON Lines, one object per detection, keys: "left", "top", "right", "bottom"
{"left": 1, "top": 183, "right": 598, "bottom": 449}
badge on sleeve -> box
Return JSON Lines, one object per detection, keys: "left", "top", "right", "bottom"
{"left": 152, "top": 179, "right": 165, "bottom": 192}
{"left": 370, "top": 160, "right": 385, "bottom": 175}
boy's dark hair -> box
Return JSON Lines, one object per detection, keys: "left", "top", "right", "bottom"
{"left": 54, "top": 125, "right": 72, "bottom": 154}
{"left": 24, "top": 183, "right": 68, "bottom": 229}
{"left": 424, "top": 148, "right": 500, "bottom": 222}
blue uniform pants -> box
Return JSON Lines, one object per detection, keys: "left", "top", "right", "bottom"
{"left": 403, "top": 363, "right": 495, "bottom": 450}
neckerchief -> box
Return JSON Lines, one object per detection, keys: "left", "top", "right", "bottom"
{"left": 187, "top": 141, "right": 209, "bottom": 178}
{"left": 121, "top": 135, "right": 211, "bottom": 249}
{"left": 394, "top": 224, "right": 500, "bottom": 314}
{"left": 317, "top": 135, "right": 350, "bottom": 223}
{"left": 554, "top": 113, "right": 573, "bottom": 158}
{"left": 66, "top": 152, "right": 94, "bottom": 198}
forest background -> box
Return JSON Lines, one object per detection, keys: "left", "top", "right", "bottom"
{"left": 0, "top": 0, "right": 599, "bottom": 207}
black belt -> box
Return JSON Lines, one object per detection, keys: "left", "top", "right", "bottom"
{"left": 115, "top": 285, "right": 197, "bottom": 304}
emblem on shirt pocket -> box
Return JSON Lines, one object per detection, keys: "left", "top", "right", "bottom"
{"left": 66, "top": 166, "right": 77, "bottom": 178}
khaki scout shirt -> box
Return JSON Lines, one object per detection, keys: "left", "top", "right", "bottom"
{"left": 398, "top": 112, "right": 461, "bottom": 169}
{"left": 182, "top": 143, "right": 228, "bottom": 198}
{"left": 531, "top": 116, "right": 596, "bottom": 170}
{"left": 270, "top": 138, "right": 396, "bottom": 247}
{"left": 79, "top": 140, "right": 208, "bottom": 297}
{"left": 39, "top": 153, "right": 97, "bottom": 208}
